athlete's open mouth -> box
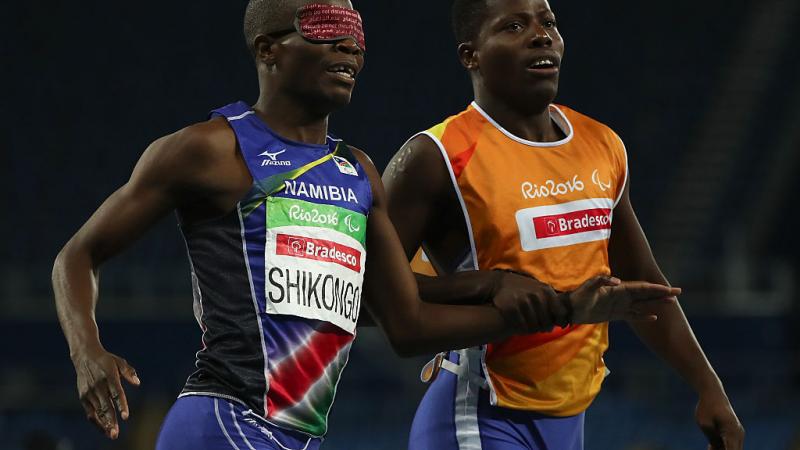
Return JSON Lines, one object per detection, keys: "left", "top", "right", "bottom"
{"left": 326, "top": 63, "right": 357, "bottom": 80}
{"left": 529, "top": 58, "right": 555, "bottom": 69}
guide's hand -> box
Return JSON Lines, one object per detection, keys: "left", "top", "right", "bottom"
{"left": 490, "top": 271, "right": 567, "bottom": 333}
{"left": 570, "top": 276, "right": 680, "bottom": 324}
{"left": 696, "top": 390, "right": 744, "bottom": 450}
{"left": 72, "top": 346, "right": 140, "bottom": 439}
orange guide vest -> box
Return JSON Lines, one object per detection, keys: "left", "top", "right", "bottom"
{"left": 411, "top": 102, "right": 628, "bottom": 416}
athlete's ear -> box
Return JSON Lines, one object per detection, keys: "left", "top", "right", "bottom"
{"left": 457, "top": 42, "right": 478, "bottom": 70}
{"left": 254, "top": 34, "right": 279, "bottom": 68}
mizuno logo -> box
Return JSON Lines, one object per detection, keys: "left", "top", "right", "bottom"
{"left": 259, "top": 148, "right": 292, "bottom": 167}
{"left": 259, "top": 149, "right": 286, "bottom": 160}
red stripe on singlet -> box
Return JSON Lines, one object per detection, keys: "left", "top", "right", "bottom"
{"left": 266, "top": 323, "right": 353, "bottom": 413}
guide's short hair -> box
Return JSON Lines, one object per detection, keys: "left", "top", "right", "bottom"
{"left": 243, "top": 0, "right": 292, "bottom": 56}
{"left": 452, "top": 0, "right": 491, "bottom": 43}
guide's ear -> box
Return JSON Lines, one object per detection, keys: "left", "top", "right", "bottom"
{"left": 458, "top": 42, "right": 478, "bottom": 71}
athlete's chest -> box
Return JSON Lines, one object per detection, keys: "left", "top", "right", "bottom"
{"left": 246, "top": 142, "right": 371, "bottom": 213}
{"left": 237, "top": 138, "right": 371, "bottom": 335}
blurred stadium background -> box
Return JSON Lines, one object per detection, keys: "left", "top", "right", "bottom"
{"left": 2, "top": 0, "right": 799, "bottom": 449}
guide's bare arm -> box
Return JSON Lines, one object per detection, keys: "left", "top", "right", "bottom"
{"left": 609, "top": 179, "right": 745, "bottom": 450}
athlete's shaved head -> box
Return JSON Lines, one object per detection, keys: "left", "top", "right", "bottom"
{"left": 452, "top": 0, "right": 491, "bottom": 43}
{"left": 243, "top": 0, "right": 295, "bottom": 56}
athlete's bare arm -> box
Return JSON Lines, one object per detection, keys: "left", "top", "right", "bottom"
{"left": 608, "top": 179, "right": 745, "bottom": 450}
{"left": 381, "top": 135, "right": 680, "bottom": 333}
{"left": 52, "top": 119, "right": 245, "bottom": 440}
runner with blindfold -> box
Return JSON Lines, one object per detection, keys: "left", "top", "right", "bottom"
{"left": 52, "top": 1, "right": 680, "bottom": 449}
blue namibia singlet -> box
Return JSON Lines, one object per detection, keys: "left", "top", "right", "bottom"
{"left": 178, "top": 101, "right": 372, "bottom": 438}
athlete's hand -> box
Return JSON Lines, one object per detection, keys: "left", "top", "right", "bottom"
{"left": 695, "top": 390, "right": 745, "bottom": 450}
{"left": 569, "top": 276, "right": 680, "bottom": 324}
{"left": 490, "top": 270, "right": 566, "bottom": 333}
{"left": 72, "top": 346, "right": 140, "bottom": 439}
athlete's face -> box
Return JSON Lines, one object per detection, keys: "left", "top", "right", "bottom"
{"left": 259, "top": 0, "right": 365, "bottom": 112}
{"left": 462, "top": 0, "right": 564, "bottom": 111}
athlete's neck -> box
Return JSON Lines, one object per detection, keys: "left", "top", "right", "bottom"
{"left": 252, "top": 93, "right": 330, "bottom": 146}
{"left": 473, "top": 94, "right": 564, "bottom": 143}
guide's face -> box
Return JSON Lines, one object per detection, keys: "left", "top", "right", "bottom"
{"left": 471, "top": 0, "right": 564, "bottom": 108}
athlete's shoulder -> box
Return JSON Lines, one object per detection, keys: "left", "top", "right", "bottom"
{"left": 347, "top": 145, "right": 379, "bottom": 178}
{"left": 162, "top": 117, "right": 237, "bottom": 163}
{"left": 131, "top": 117, "right": 241, "bottom": 199}
{"left": 344, "top": 145, "right": 384, "bottom": 210}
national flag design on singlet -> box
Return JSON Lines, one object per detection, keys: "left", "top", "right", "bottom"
{"left": 411, "top": 102, "right": 627, "bottom": 416}
{"left": 180, "top": 101, "right": 372, "bottom": 438}
{"left": 258, "top": 195, "right": 366, "bottom": 433}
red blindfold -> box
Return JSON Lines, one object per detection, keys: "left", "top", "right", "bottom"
{"left": 293, "top": 4, "right": 366, "bottom": 52}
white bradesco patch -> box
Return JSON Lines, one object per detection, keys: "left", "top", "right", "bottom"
{"left": 515, "top": 198, "right": 614, "bottom": 251}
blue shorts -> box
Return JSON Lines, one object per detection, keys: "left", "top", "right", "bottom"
{"left": 156, "top": 395, "right": 323, "bottom": 450}
{"left": 409, "top": 351, "right": 584, "bottom": 450}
